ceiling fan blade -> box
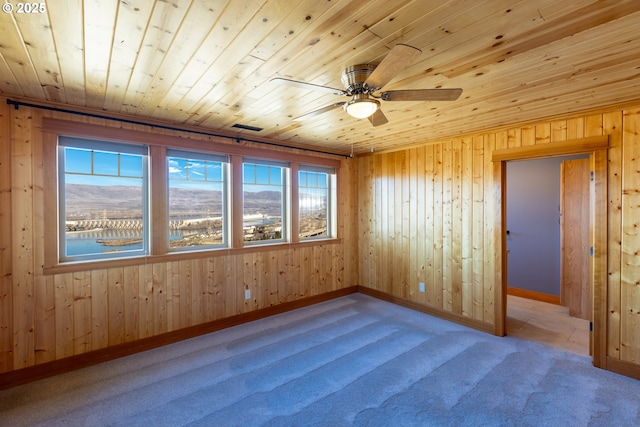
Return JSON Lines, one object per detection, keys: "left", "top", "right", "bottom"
{"left": 364, "top": 44, "right": 422, "bottom": 90}
{"left": 368, "top": 109, "right": 389, "bottom": 127}
{"left": 381, "top": 88, "right": 463, "bottom": 102}
{"left": 293, "top": 103, "right": 346, "bottom": 121}
{"left": 271, "top": 78, "right": 346, "bottom": 96}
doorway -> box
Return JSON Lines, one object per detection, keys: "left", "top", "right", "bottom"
{"left": 505, "top": 156, "right": 590, "bottom": 356}
{"left": 491, "top": 136, "right": 609, "bottom": 368}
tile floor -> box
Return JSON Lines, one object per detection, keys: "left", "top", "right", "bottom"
{"left": 506, "top": 295, "right": 590, "bottom": 357}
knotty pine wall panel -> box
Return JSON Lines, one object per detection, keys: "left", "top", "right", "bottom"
{"left": 10, "top": 106, "right": 36, "bottom": 369}
{"left": 605, "top": 113, "right": 623, "bottom": 360}
{"left": 0, "top": 101, "right": 12, "bottom": 372}
{"left": 357, "top": 104, "right": 640, "bottom": 370}
{"left": 0, "top": 103, "right": 357, "bottom": 374}
{"left": 621, "top": 108, "right": 640, "bottom": 363}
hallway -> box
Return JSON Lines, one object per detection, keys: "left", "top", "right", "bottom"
{"left": 507, "top": 295, "right": 590, "bottom": 357}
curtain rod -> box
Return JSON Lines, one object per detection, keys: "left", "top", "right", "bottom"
{"left": 6, "top": 98, "right": 349, "bottom": 158}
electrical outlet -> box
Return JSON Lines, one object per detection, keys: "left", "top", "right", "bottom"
{"left": 245, "top": 289, "right": 251, "bottom": 300}
{"left": 419, "top": 282, "right": 425, "bottom": 293}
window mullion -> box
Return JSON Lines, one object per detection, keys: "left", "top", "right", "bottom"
{"left": 231, "top": 155, "right": 244, "bottom": 248}
{"left": 290, "top": 163, "right": 299, "bottom": 244}
{"left": 150, "top": 145, "right": 168, "bottom": 255}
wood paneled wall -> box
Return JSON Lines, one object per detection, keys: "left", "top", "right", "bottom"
{"left": 3, "top": 99, "right": 640, "bottom": 379}
{"left": 0, "top": 102, "right": 358, "bottom": 374}
{"left": 357, "top": 105, "right": 640, "bottom": 372}
{"left": 357, "top": 134, "right": 497, "bottom": 329}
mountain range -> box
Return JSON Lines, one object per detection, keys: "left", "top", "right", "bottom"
{"left": 65, "top": 184, "right": 282, "bottom": 218}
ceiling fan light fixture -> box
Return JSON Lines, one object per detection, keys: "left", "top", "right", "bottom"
{"left": 344, "top": 94, "right": 379, "bottom": 119}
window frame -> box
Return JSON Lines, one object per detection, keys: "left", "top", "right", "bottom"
{"left": 241, "top": 158, "right": 289, "bottom": 245}
{"left": 41, "top": 118, "right": 342, "bottom": 274}
{"left": 166, "top": 149, "right": 230, "bottom": 252}
{"left": 57, "top": 136, "right": 150, "bottom": 263}
{"left": 298, "top": 165, "right": 336, "bottom": 241}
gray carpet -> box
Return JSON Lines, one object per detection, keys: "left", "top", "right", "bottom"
{"left": 1, "top": 293, "right": 639, "bottom": 426}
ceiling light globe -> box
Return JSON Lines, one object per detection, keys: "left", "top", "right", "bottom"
{"left": 344, "top": 95, "right": 380, "bottom": 119}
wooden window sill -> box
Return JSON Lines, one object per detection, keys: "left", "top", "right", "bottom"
{"left": 43, "top": 238, "right": 343, "bottom": 275}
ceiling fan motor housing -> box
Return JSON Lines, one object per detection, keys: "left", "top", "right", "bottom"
{"left": 341, "top": 64, "right": 378, "bottom": 95}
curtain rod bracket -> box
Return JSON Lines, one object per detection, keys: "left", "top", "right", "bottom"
{"left": 6, "top": 99, "right": 19, "bottom": 110}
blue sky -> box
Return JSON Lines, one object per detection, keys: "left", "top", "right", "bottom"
{"left": 65, "top": 148, "right": 328, "bottom": 196}
{"left": 65, "top": 147, "right": 142, "bottom": 186}
{"left": 168, "top": 157, "right": 223, "bottom": 190}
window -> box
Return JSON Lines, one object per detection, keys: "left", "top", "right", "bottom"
{"left": 167, "top": 150, "right": 228, "bottom": 250}
{"left": 242, "top": 160, "right": 288, "bottom": 243}
{"left": 46, "top": 120, "right": 340, "bottom": 269}
{"left": 58, "top": 137, "right": 148, "bottom": 261}
{"left": 298, "top": 166, "right": 335, "bottom": 240}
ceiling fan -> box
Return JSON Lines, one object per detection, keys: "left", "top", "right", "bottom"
{"left": 271, "top": 44, "right": 462, "bottom": 126}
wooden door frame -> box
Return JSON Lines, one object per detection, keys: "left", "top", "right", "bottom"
{"left": 491, "top": 135, "right": 609, "bottom": 368}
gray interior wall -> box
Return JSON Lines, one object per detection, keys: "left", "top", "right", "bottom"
{"left": 506, "top": 156, "right": 587, "bottom": 296}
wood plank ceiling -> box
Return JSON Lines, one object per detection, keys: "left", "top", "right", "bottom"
{"left": 1, "top": 0, "right": 640, "bottom": 154}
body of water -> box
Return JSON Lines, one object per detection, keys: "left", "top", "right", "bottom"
{"left": 65, "top": 216, "right": 282, "bottom": 256}
{"left": 65, "top": 229, "right": 211, "bottom": 256}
